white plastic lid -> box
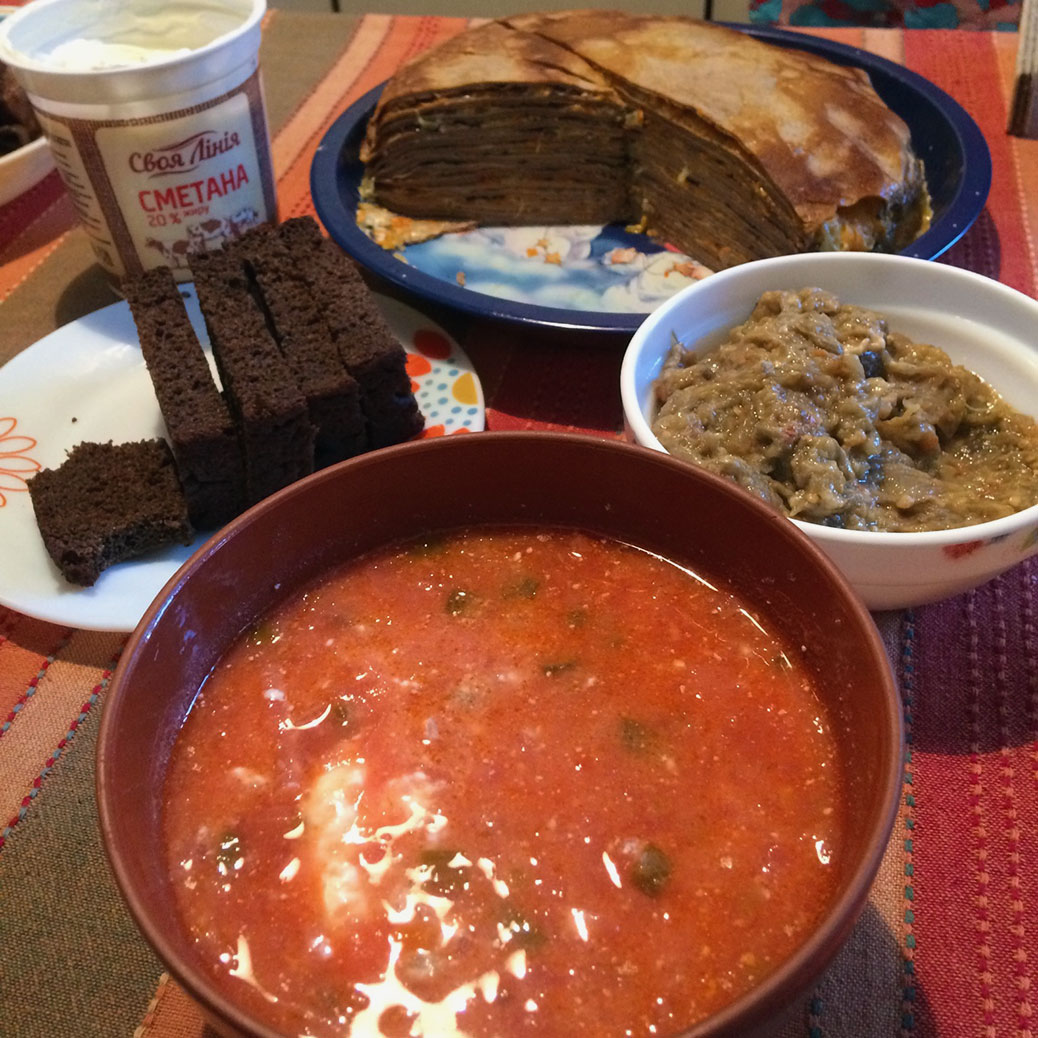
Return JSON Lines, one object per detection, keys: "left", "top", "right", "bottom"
{"left": 0, "top": 0, "right": 265, "bottom": 105}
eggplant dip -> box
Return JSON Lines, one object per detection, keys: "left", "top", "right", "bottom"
{"left": 651, "top": 288, "right": 1038, "bottom": 532}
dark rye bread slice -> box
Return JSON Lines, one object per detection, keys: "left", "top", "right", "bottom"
{"left": 190, "top": 248, "right": 315, "bottom": 505}
{"left": 232, "top": 224, "right": 367, "bottom": 466}
{"left": 277, "top": 217, "right": 424, "bottom": 449}
{"left": 124, "top": 266, "right": 245, "bottom": 529}
{"left": 27, "top": 439, "right": 193, "bottom": 587}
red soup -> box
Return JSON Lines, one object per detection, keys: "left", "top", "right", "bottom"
{"left": 163, "top": 527, "right": 846, "bottom": 1037}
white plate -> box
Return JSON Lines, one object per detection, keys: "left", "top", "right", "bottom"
{"left": 0, "top": 287, "right": 485, "bottom": 631}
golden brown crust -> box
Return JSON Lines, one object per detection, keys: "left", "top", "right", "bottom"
{"left": 502, "top": 10, "right": 918, "bottom": 235}
{"left": 368, "top": 20, "right": 616, "bottom": 116}
{"left": 361, "top": 21, "right": 621, "bottom": 167}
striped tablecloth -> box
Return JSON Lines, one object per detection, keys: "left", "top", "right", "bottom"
{"left": 1, "top": 13, "right": 1037, "bottom": 1038}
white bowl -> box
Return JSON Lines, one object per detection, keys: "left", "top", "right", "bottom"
{"left": 620, "top": 253, "right": 1038, "bottom": 611}
{"left": 0, "top": 134, "right": 52, "bottom": 207}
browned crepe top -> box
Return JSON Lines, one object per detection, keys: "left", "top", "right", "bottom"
{"left": 502, "top": 10, "right": 918, "bottom": 231}
{"left": 371, "top": 20, "right": 618, "bottom": 110}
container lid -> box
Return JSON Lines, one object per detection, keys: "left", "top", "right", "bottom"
{"left": 0, "top": 0, "right": 264, "bottom": 105}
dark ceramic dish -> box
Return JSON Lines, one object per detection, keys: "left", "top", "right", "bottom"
{"left": 96, "top": 432, "right": 903, "bottom": 1038}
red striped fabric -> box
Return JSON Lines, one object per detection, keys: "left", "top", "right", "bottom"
{"left": 0, "top": 15, "right": 1035, "bottom": 1038}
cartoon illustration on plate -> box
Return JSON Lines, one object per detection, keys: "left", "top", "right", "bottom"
{"left": 389, "top": 224, "right": 713, "bottom": 314}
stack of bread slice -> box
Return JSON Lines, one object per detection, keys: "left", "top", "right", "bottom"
{"left": 28, "top": 218, "right": 424, "bottom": 585}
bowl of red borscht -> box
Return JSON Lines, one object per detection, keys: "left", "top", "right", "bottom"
{"left": 97, "top": 431, "right": 902, "bottom": 1038}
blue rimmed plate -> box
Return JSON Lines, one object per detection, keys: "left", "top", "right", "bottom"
{"left": 311, "top": 25, "right": 992, "bottom": 335}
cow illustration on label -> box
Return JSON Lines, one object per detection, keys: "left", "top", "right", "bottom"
{"left": 145, "top": 206, "right": 261, "bottom": 268}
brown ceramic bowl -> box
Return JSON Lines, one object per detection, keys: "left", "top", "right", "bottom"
{"left": 96, "top": 431, "right": 902, "bottom": 1038}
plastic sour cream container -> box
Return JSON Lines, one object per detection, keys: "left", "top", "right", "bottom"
{"left": 0, "top": 0, "right": 277, "bottom": 284}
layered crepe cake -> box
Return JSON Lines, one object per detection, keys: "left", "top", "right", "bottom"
{"left": 360, "top": 10, "right": 931, "bottom": 270}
